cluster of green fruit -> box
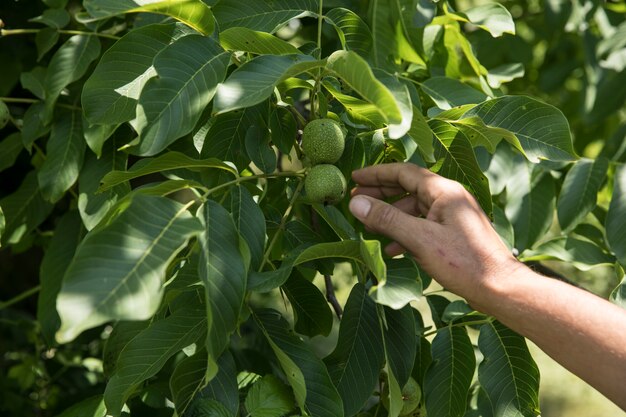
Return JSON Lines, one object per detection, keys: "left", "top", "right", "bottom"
{"left": 302, "top": 118, "right": 347, "bottom": 205}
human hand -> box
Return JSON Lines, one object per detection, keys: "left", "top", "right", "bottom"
{"left": 349, "top": 163, "right": 519, "bottom": 311}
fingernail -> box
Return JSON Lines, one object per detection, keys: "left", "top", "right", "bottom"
{"left": 349, "top": 196, "right": 371, "bottom": 219}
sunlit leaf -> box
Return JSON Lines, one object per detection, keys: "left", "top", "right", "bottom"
{"left": 212, "top": 0, "right": 316, "bottom": 33}
{"left": 56, "top": 195, "right": 203, "bottom": 342}
{"left": 447, "top": 3, "right": 515, "bottom": 37}
{"left": 521, "top": 236, "right": 615, "bottom": 270}
{"left": 422, "top": 77, "right": 488, "bottom": 110}
{"left": 606, "top": 164, "right": 626, "bottom": 267}
{"left": 370, "top": 257, "right": 422, "bottom": 309}
{"left": 325, "top": 8, "right": 373, "bottom": 58}
{"left": 220, "top": 27, "right": 300, "bottom": 55}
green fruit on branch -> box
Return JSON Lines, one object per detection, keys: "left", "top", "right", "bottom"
{"left": 305, "top": 164, "right": 347, "bottom": 205}
{"left": 0, "top": 101, "right": 9, "bottom": 129}
{"left": 301, "top": 118, "right": 345, "bottom": 164}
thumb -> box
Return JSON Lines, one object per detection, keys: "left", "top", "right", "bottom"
{"left": 349, "top": 195, "right": 425, "bottom": 250}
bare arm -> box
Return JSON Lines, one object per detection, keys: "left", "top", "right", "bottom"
{"left": 349, "top": 163, "right": 626, "bottom": 410}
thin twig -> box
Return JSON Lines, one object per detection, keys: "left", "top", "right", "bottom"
{"left": 1, "top": 28, "right": 120, "bottom": 40}
{"left": 0, "top": 285, "right": 41, "bottom": 310}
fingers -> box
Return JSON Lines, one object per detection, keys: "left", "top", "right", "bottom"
{"left": 349, "top": 195, "right": 427, "bottom": 255}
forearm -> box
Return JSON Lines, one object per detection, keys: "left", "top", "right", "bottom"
{"left": 477, "top": 263, "right": 626, "bottom": 409}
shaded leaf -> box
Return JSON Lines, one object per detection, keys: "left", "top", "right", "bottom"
{"left": 325, "top": 7, "right": 373, "bottom": 58}
{"left": 212, "top": 0, "right": 316, "bottom": 33}
{"left": 424, "top": 326, "right": 475, "bottom": 417}
{"left": 283, "top": 272, "right": 333, "bottom": 338}
{"left": 102, "top": 321, "right": 149, "bottom": 377}
{"left": 382, "top": 305, "right": 417, "bottom": 389}
{"left": 170, "top": 350, "right": 207, "bottom": 416}
{"left": 198, "top": 350, "right": 239, "bottom": 416}
{"left": 229, "top": 185, "right": 266, "bottom": 270}
{"left": 245, "top": 125, "right": 277, "bottom": 174}
{"left": 557, "top": 158, "right": 609, "bottom": 232}
{"left": 422, "top": 77, "right": 488, "bottom": 110}
{"left": 478, "top": 321, "right": 540, "bottom": 417}
{"left": 255, "top": 309, "right": 344, "bottom": 417}
{"left": 606, "top": 164, "right": 626, "bottom": 267}
{"left": 0, "top": 132, "right": 23, "bottom": 173}
{"left": 244, "top": 375, "right": 294, "bottom": 417}
{"left": 56, "top": 195, "right": 203, "bottom": 342}
{"left": 83, "top": 0, "right": 215, "bottom": 35}
{"left": 522, "top": 237, "right": 615, "bottom": 271}
{"left": 54, "top": 395, "right": 106, "bottom": 417}
{"left": 38, "top": 110, "right": 86, "bottom": 203}
{"left": 134, "top": 35, "right": 230, "bottom": 156}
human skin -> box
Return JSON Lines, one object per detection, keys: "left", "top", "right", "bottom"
{"left": 348, "top": 162, "right": 626, "bottom": 410}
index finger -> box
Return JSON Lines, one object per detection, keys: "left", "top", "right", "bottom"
{"left": 351, "top": 163, "right": 450, "bottom": 209}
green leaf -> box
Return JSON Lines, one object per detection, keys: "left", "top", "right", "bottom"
{"left": 487, "top": 63, "right": 525, "bottom": 88}
{"left": 283, "top": 272, "right": 333, "bottom": 338}
{"left": 255, "top": 309, "right": 344, "bottom": 417}
{"left": 429, "top": 119, "right": 492, "bottom": 216}
{"left": 37, "top": 211, "right": 84, "bottom": 344}
{"left": 21, "top": 102, "right": 50, "bottom": 151}
{"left": 103, "top": 295, "right": 207, "bottom": 416}
{"left": 610, "top": 266, "right": 626, "bottom": 309}
{"left": 38, "top": 110, "right": 86, "bottom": 203}
{"left": 30, "top": 8, "right": 70, "bottom": 28}
{"left": 198, "top": 350, "right": 240, "bottom": 416}
{"left": 505, "top": 166, "right": 555, "bottom": 252}
{"left": 229, "top": 185, "right": 266, "bottom": 270}
{"left": 0, "top": 171, "right": 54, "bottom": 246}
{"left": 54, "top": 395, "right": 106, "bottom": 417}
{"left": 370, "top": 257, "right": 422, "bottom": 309}
{"left": 408, "top": 108, "right": 435, "bottom": 162}
{"left": 170, "top": 350, "right": 207, "bottom": 416}
{"left": 447, "top": 3, "right": 515, "bottom": 37}
{"left": 368, "top": 0, "right": 397, "bottom": 70}
{"left": 324, "top": 284, "right": 384, "bottom": 416}
{"left": 99, "top": 151, "right": 236, "bottom": 192}
{"left": 83, "top": 119, "right": 118, "bottom": 157}
{"left": 606, "top": 164, "right": 626, "bottom": 267}
{"left": 521, "top": 237, "right": 615, "bottom": 270}
{"left": 0, "top": 206, "right": 4, "bottom": 247}
{"left": 103, "top": 321, "right": 148, "bottom": 377}
{"left": 36, "top": 28, "right": 59, "bottom": 61}
{"left": 213, "top": 55, "right": 322, "bottom": 115}
{"left": 322, "top": 79, "right": 386, "bottom": 128}
{"left": 421, "top": 77, "right": 488, "bottom": 110}
{"left": 325, "top": 8, "right": 373, "bottom": 58}
{"left": 478, "top": 321, "right": 540, "bottom": 417}
{"left": 462, "top": 96, "right": 577, "bottom": 163}
{"left": 375, "top": 70, "right": 413, "bottom": 139}
{"left": 83, "top": 0, "right": 215, "bottom": 35}
{"left": 268, "top": 106, "right": 297, "bottom": 154}
{"left": 186, "top": 399, "right": 232, "bottom": 417}
{"left": 558, "top": 158, "right": 609, "bottom": 232}
{"left": 198, "top": 200, "right": 247, "bottom": 377}
{"left": 245, "top": 125, "right": 277, "bottom": 174}
{"left": 220, "top": 27, "right": 300, "bottom": 55}
{"left": 78, "top": 140, "right": 129, "bottom": 231}
{"left": 56, "top": 195, "right": 203, "bottom": 343}
{"left": 20, "top": 67, "right": 46, "bottom": 100}
{"left": 44, "top": 35, "right": 101, "bottom": 122}
{"left": 382, "top": 305, "right": 416, "bottom": 389}
{"left": 244, "top": 375, "right": 295, "bottom": 417}
{"left": 326, "top": 50, "right": 402, "bottom": 125}
{"left": 134, "top": 35, "right": 230, "bottom": 156}
{"left": 423, "top": 326, "right": 475, "bottom": 417}
{"left": 212, "top": 0, "right": 316, "bottom": 33}
{"left": 0, "top": 132, "right": 23, "bottom": 173}
{"left": 448, "top": 116, "right": 518, "bottom": 153}
{"left": 82, "top": 23, "right": 192, "bottom": 125}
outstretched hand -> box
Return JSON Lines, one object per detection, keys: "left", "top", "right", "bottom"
{"left": 349, "top": 163, "right": 518, "bottom": 312}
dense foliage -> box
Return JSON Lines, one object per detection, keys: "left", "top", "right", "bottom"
{"left": 0, "top": 0, "right": 625, "bottom": 416}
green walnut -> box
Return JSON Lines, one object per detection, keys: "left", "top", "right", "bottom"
{"left": 305, "top": 164, "right": 347, "bottom": 205}
{"left": 0, "top": 101, "right": 9, "bottom": 129}
{"left": 382, "top": 377, "right": 422, "bottom": 416}
{"left": 301, "top": 118, "right": 345, "bottom": 164}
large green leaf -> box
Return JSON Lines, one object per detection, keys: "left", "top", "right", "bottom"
{"left": 375, "top": 70, "right": 413, "bottom": 139}
{"left": 325, "top": 8, "right": 373, "bottom": 59}
{"left": 505, "top": 165, "right": 555, "bottom": 252}
{"left": 245, "top": 125, "right": 277, "bottom": 174}
{"left": 83, "top": 0, "right": 215, "bottom": 35}
{"left": 44, "top": 35, "right": 101, "bottom": 122}
{"left": 54, "top": 395, "right": 106, "bottom": 417}
{"left": 198, "top": 200, "right": 247, "bottom": 377}
{"left": 324, "top": 284, "right": 384, "bottom": 416}
{"left": 38, "top": 110, "right": 86, "bottom": 203}
{"left": 103, "top": 321, "right": 149, "bottom": 377}
{"left": 0, "top": 132, "right": 23, "bottom": 173}
{"left": 557, "top": 158, "right": 609, "bottom": 232}
{"left": 213, "top": 54, "right": 322, "bottom": 114}
{"left": 478, "top": 321, "right": 540, "bottom": 417}
{"left": 382, "top": 305, "right": 417, "bottom": 389}
{"left": 283, "top": 272, "right": 333, "bottom": 338}
{"left": 104, "top": 294, "right": 207, "bottom": 416}
{"left": 421, "top": 77, "right": 488, "bottom": 110}
{"left": 134, "top": 35, "right": 230, "bottom": 156}
{"left": 99, "top": 151, "right": 236, "bottom": 192}
{"left": 462, "top": 96, "right": 576, "bottom": 162}
{"left": 212, "top": 0, "right": 316, "bottom": 33}
{"left": 220, "top": 27, "right": 300, "bottom": 55}
{"left": 326, "top": 50, "right": 402, "bottom": 126}
{"left": 197, "top": 350, "right": 240, "bottom": 416}
{"left": 322, "top": 79, "right": 386, "bottom": 128}
{"left": 37, "top": 211, "right": 84, "bottom": 344}
{"left": 170, "top": 350, "right": 207, "bottom": 416}
{"left": 447, "top": 3, "right": 515, "bottom": 37}
{"left": 429, "top": 119, "right": 492, "bottom": 216}
{"left": 370, "top": 257, "right": 422, "bottom": 310}
{"left": 606, "top": 164, "right": 626, "bottom": 267}
{"left": 244, "top": 375, "right": 295, "bottom": 417}
{"left": 255, "top": 309, "right": 344, "bottom": 417}
{"left": 0, "top": 171, "right": 54, "bottom": 246}
{"left": 423, "top": 326, "right": 475, "bottom": 417}
{"left": 56, "top": 195, "right": 203, "bottom": 343}
{"left": 521, "top": 237, "right": 615, "bottom": 271}
{"left": 368, "top": 0, "right": 396, "bottom": 70}
{"left": 78, "top": 140, "right": 129, "bottom": 231}
{"left": 82, "top": 23, "right": 192, "bottom": 125}
{"left": 229, "top": 185, "right": 266, "bottom": 270}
